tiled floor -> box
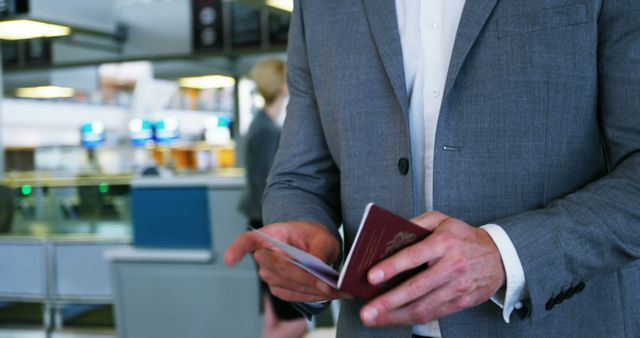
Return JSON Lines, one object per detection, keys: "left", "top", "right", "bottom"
{"left": 0, "top": 330, "right": 115, "bottom": 338}
{"left": 0, "top": 328, "right": 337, "bottom": 338}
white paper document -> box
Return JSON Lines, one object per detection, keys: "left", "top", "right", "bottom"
{"left": 253, "top": 229, "right": 340, "bottom": 288}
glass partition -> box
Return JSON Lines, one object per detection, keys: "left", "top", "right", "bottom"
{"left": 2, "top": 174, "right": 132, "bottom": 238}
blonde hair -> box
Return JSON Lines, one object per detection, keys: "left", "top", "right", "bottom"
{"left": 251, "top": 59, "right": 286, "bottom": 106}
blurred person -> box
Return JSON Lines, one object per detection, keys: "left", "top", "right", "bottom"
{"left": 0, "top": 185, "right": 14, "bottom": 234}
{"left": 226, "top": 1, "right": 640, "bottom": 338}
{"left": 238, "top": 59, "right": 307, "bottom": 338}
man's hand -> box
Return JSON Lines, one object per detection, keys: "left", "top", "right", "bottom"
{"left": 360, "top": 211, "right": 505, "bottom": 326}
{"left": 224, "top": 221, "right": 345, "bottom": 302}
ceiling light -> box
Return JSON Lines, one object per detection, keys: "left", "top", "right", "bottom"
{"left": 16, "top": 86, "right": 75, "bottom": 99}
{"left": 178, "top": 75, "right": 236, "bottom": 89}
{"left": 0, "top": 20, "right": 71, "bottom": 40}
{"left": 266, "top": 0, "right": 293, "bottom": 12}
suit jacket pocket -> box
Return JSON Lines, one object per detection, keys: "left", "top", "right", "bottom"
{"left": 497, "top": 4, "right": 589, "bottom": 39}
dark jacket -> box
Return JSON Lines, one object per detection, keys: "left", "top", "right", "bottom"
{"left": 239, "top": 110, "right": 281, "bottom": 222}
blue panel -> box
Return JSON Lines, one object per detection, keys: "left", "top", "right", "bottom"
{"left": 132, "top": 188, "right": 211, "bottom": 249}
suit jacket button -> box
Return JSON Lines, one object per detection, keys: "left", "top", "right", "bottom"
{"left": 398, "top": 158, "right": 410, "bottom": 175}
{"left": 575, "top": 281, "right": 586, "bottom": 293}
{"left": 545, "top": 298, "right": 556, "bottom": 311}
{"left": 515, "top": 303, "right": 531, "bottom": 319}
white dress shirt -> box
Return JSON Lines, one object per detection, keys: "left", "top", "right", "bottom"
{"left": 395, "top": 1, "right": 527, "bottom": 336}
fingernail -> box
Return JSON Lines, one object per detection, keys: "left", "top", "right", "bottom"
{"left": 369, "top": 269, "right": 384, "bottom": 284}
{"left": 340, "top": 292, "right": 354, "bottom": 299}
{"left": 362, "top": 307, "right": 378, "bottom": 324}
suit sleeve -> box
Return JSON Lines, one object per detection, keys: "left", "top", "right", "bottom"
{"left": 262, "top": 0, "right": 343, "bottom": 242}
{"left": 496, "top": 0, "right": 640, "bottom": 322}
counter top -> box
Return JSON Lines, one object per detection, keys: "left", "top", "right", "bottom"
{"left": 1, "top": 168, "right": 246, "bottom": 188}
{"left": 1, "top": 173, "right": 132, "bottom": 188}
{"left": 105, "top": 247, "right": 213, "bottom": 263}
{"left": 131, "top": 174, "right": 245, "bottom": 188}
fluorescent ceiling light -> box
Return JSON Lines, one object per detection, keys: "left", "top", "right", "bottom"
{"left": 0, "top": 19, "right": 71, "bottom": 40}
{"left": 178, "top": 75, "right": 236, "bottom": 89}
{"left": 16, "top": 86, "right": 75, "bottom": 99}
{"left": 266, "top": 0, "right": 293, "bottom": 12}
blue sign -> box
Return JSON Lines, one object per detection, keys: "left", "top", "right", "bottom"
{"left": 80, "top": 121, "right": 106, "bottom": 149}
{"left": 154, "top": 118, "right": 179, "bottom": 145}
{"left": 217, "top": 116, "right": 231, "bottom": 127}
{"left": 129, "top": 118, "right": 154, "bottom": 147}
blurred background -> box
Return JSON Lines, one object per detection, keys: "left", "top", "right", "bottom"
{"left": 0, "top": 0, "right": 337, "bottom": 337}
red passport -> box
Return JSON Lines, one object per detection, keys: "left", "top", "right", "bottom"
{"left": 255, "top": 203, "right": 431, "bottom": 299}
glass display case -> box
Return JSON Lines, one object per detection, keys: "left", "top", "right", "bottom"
{"left": 1, "top": 173, "right": 132, "bottom": 239}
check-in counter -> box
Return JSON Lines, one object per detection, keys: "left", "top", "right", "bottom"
{"left": 107, "top": 175, "right": 261, "bottom": 338}
{"left": 0, "top": 237, "right": 47, "bottom": 303}
{"left": 0, "top": 235, "right": 129, "bottom": 330}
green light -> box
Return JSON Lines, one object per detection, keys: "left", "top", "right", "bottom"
{"left": 21, "top": 184, "right": 32, "bottom": 196}
{"left": 99, "top": 182, "right": 109, "bottom": 194}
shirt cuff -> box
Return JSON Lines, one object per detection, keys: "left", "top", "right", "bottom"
{"left": 480, "top": 224, "right": 528, "bottom": 323}
{"left": 295, "top": 301, "right": 330, "bottom": 320}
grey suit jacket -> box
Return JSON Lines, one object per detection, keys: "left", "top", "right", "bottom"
{"left": 263, "top": 0, "right": 640, "bottom": 337}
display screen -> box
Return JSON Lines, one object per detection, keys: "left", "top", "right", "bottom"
{"left": 1, "top": 42, "right": 19, "bottom": 67}
{"left": 192, "top": 0, "right": 224, "bottom": 51}
{"left": 25, "top": 39, "right": 52, "bottom": 65}
{"left": 231, "top": 3, "right": 262, "bottom": 48}
{"left": 268, "top": 11, "right": 290, "bottom": 46}
{"left": 0, "top": 0, "right": 29, "bottom": 19}
{"left": 2, "top": 39, "right": 52, "bottom": 68}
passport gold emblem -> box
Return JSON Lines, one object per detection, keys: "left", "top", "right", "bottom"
{"left": 381, "top": 231, "right": 417, "bottom": 259}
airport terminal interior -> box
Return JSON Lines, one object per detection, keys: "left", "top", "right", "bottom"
{"left": 0, "top": 0, "right": 338, "bottom": 337}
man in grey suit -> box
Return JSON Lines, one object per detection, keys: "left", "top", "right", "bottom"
{"left": 226, "top": 0, "right": 640, "bottom": 337}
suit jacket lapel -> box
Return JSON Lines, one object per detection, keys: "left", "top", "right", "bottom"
{"left": 361, "top": 0, "right": 409, "bottom": 116}
{"left": 443, "top": 0, "right": 499, "bottom": 99}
